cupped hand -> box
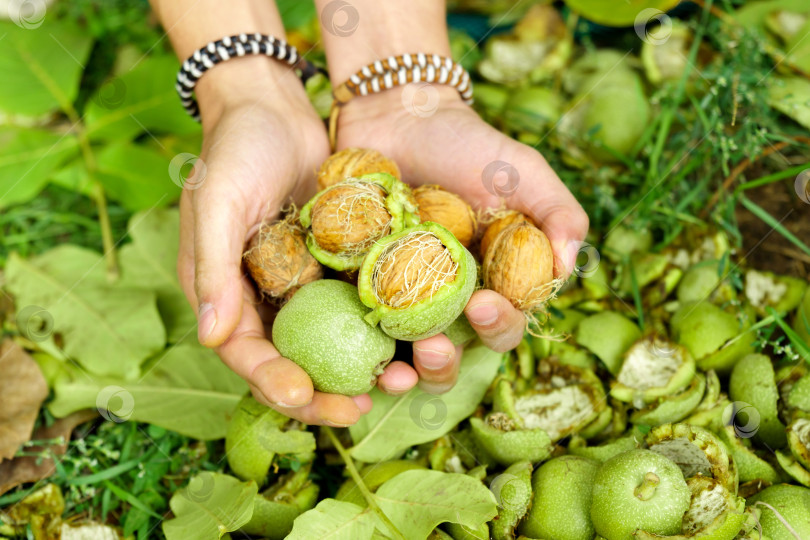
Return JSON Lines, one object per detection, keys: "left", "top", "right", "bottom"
{"left": 177, "top": 60, "right": 373, "bottom": 426}
{"left": 336, "top": 85, "right": 589, "bottom": 395}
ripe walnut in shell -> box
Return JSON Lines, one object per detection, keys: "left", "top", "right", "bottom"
{"left": 413, "top": 184, "right": 477, "bottom": 248}
{"left": 358, "top": 222, "right": 477, "bottom": 341}
{"left": 483, "top": 220, "right": 559, "bottom": 313}
{"left": 479, "top": 210, "right": 536, "bottom": 259}
{"left": 317, "top": 147, "right": 401, "bottom": 191}
{"left": 300, "top": 173, "right": 419, "bottom": 271}
{"left": 243, "top": 217, "right": 323, "bottom": 301}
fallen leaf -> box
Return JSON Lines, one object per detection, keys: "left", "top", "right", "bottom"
{"left": 0, "top": 340, "right": 48, "bottom": 460}
{"left": 0, "top": 409, "right": 97, "bottom": 495}
{"left": 0, "top": 483, "right": 64, "bottom": 540}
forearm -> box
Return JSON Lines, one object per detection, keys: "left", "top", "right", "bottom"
{"left": 150, "top": 0, "right": 309, "bottom": 128}
{"left": 314, "top": 0, "right": 451, "bottom": 84}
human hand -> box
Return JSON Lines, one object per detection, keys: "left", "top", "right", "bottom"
{"left": 177, "top": 57, "right": 373, "bottom": 426}
{"left": 336, "top": 85, "right": 589, "bottom": 395}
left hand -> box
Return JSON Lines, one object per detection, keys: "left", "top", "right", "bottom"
{"left": 336, "top": 85, "right": 589, "bottom": 395}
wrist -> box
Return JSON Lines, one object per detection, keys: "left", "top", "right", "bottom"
{"left": 195, "top": 55, "right": 313, "bottom": 130}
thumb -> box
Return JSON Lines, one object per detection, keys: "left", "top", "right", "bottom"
{"left": 193, "top": 189, "right": 247, "bottom": 347}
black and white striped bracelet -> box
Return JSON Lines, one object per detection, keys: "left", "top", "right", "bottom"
{"left": 175, "top": 33, "right": 319, "bottom": 121}
{"left": 329, "top": 53, "right": 474, "bottom": 148}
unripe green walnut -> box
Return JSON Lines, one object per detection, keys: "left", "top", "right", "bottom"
{"left": 590, "top": 449, "right": 691, "bottom": 540}
{"left": 358, "top": 222, "right": 477, "bottom": 341}
{"left": 272, "top": 280, "right": 396, "bottom": 395}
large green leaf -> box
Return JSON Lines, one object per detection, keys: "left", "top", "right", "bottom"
{"left": 0, "top": 127, "right": 79, "bottom": 207}
{"left": 349, "top": 343, "right": 503, "bottom": 462}
{"left": 48, "top": 158, "right": 94, "bottom": 197}
{"left": 286, "top": 499, "right": 377, "bottom": 540}
{"left": 5, "top": 246, "right": 166, "bottom": 378}
{"left": 84, "top": 55, "right": 200, "bottom": 141}
{"left": 118, "top": 208, "right": 197, "bottom": 342}
{"left": 375, "top": 470, "right": 497, "bottom": 540}
{"left": 563, "top": 0, "right": 680, "bottom": 27}
{"left": 49, "top": 342, "right": 248, "bottom": 440}
{"left": 95, "top": 142, "right": 182, "bottom": 211}
{"left": 163, "top": 472, "right": 257, "bottom": 540}
{"left": 0, "top": 19, "right": 92, "bottom": 115}
{"left": 768, "top": 76, "right": 810, "bottom": 130}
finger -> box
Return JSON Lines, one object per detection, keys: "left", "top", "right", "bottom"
{"left": 377, "top": 361, "right": 419, "bottom": 395}
{"left": 193, "top": 186, "right": 248, "bottom": 347}
{"left": 217, "top": 299, "right": 313, "bottom": 408}
{"left": 464, "top": 289, "right": 525, "bottom": 352}
{"left": 256, "top": 390, "right": 363, "bottom": 426}
{"left": 414, "top": 334, "right": 461, "bottom": 394}
{"left": 512, "top": 147, "right": 589, "bottom": 277}
{"left": 177, "top": 189, "right": 197, "bottom": 309}
{"left": 352, "top": 394, "right": 373, "bottom": 414}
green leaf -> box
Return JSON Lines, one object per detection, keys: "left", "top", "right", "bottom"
{"left": 562, "top": 0, "right": 680, "bottom": 27}
{"left": 287, "top": 499, "right": 377, "bottom": 540}
{"left": 49, "top": 342, "right": 248, "bottom": 440}
{"left": 95, "top": 142, "right": 181, "bottom": 211}
{"left": 0, "top": 127, "right": 79, "bottom": 207}
{"left": 0, "top": 19, "right": 92, "bottom": 116}
{"left": 349, "top": 343, "right": 503, "bottom": 462}
{"left": 277, "top": 0, "right": 317, "bottom": 30}
{"left": 5, "top": 246, "right": 166, "bottom": 378}
{"left": 768, "top": 76, "right": 810, "bottom": 130}
{"left": 85, "top": 55, "right": 200, "bottom": 141}
{"left": 374, "top": 470, "right": 497, "bottom": 540}
{"left": 163, "top": 472, "right": 257, "bottom": 540}
{"left": 48, "top": 158, "right": 95, "bottom": 197}
{"left": 118, "top": 208, "right": 197, "bottom": 342}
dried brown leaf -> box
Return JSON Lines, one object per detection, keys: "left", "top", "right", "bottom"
{"left": 0, "top": 340, "right": 48, "bottom": 460}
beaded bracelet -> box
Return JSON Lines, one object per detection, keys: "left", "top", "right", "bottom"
{"left": 175, "top": 33, "right": 320, "bottom": 121}
{"left": 328, "top": 53, "right": 474, "bottom": 148}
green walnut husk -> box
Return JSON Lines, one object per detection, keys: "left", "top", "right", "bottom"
{"left": 793, "top": 288, "right": 810, "bottom": 345}
{"left": 357, "top": 222, "right": 477, "bottom": 341}
{"left": 671, "top": 301, "right": 754, "bottom": 372}
{"left": 631, "top": 373, "right": 706, "bottom": 426}
{"left": 775, "top": 451, "right": 810, "bottom": 486}
{"left": 744, "top": 269, "right": 807, "bottom": 315}
{"left": 502, "top": 86, "right": 562, "bottom": 135}
{"left": 776, "top": 418, "right": 810, "bottom": 486}
{"left": 469, "top": 415, "right": 552, "bottom": 466}
{"left": 225, "top": 396, "right": 315, "bottom": 486}
{"left": 518, "top": 455, "right": 599, "bottom": 540}
{"left": 729, "top": 354, "right": 788, "bottom": 449}
{"left": 611, "top": 337, "right": 696, "bottom": 406}
{"left": 682, "top": 370, "right": 728, "bottom": 429}
{"left": 272, "top": 280, "right": 396, "bottom": 395}
{"left": 590, "top": 449, "right": 691, "bottom": 540}
{"left": 299, "top": 173, "right": 419, "bottom": 271}
{"left": 676, "top": 261, "right": 736, "bottom": 305}
{"left": 618, "top": 252, "right": 671, "bottom": 296}
{"left": 575, "top": 311, "right": 642, "bottom": 375}
{"left": 504, "top": 359, "right": 607, "bottom": 441}
{"left": 490, "top": 460, "right": 533, "bottom": 540}
{"left": 240, "top": 464, "right": 319, "bottom": 539}
{"left": 747, "top": 484, "right": 810, "bottom": 540}
{"left": 634, "top": 476, "right": 747, "bottom": 540}
{"left": 568, "top": 426, "right": 645, "bottom": 463}
{"left": 714, "top": 425, "right": 782, "bottom": 485}
{"left": 642, "top": 21, "right": 693, "bottom": 85}
{"left": 646, "top": 423, "right": 738, "bottom": 495}
{"left": 786, "top": 370, "right": 810, "bottom": 413}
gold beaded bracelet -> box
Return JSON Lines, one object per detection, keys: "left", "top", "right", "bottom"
{"left": 328, "top": 53, "right": 474, "bottom": 149}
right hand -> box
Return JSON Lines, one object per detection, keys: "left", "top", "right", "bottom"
{"left": 176, "top": 57, "right": 372, "bottom": 426}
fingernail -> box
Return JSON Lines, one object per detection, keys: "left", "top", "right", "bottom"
{"left": 467, "top": 302, "right": 498, "bottom": 326}
{"left": 324, "top": 420, "right": 352, "bottom": 428}
{"left": 414, "top": 347, "right": 452, "bottom": 370}
{"left": 197, "top": 303, "right": 216, "bottom": 343}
